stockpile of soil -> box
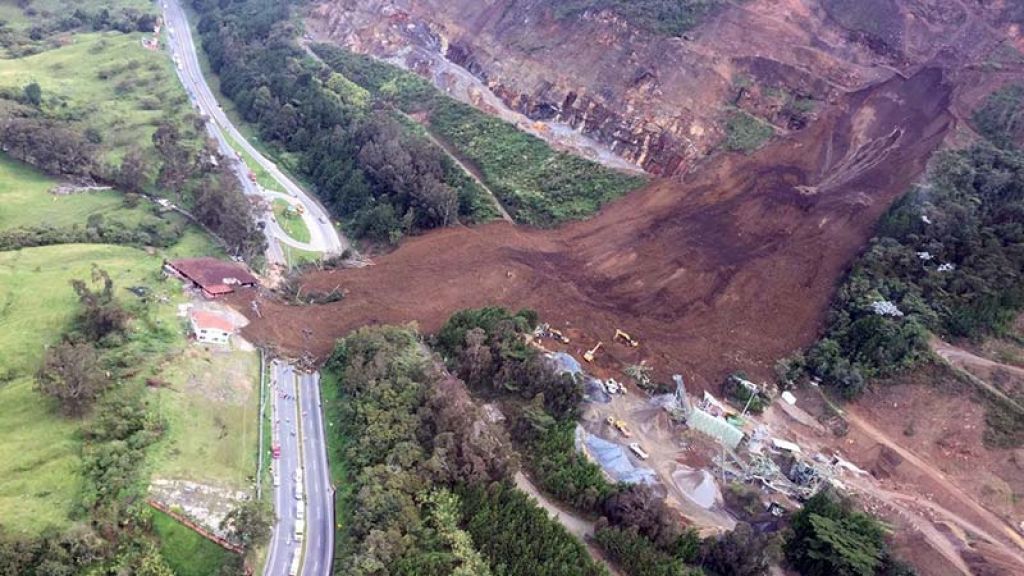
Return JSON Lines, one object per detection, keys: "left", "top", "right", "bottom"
{"left": 233, "top": 68, "right": 952, "bottom": 389}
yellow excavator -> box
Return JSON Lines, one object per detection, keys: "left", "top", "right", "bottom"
{"left": 614, "top": 329, "right": 639, "bottom": 347}
{"left": 583, "top": 341, "right": 603, "bottom": 363}
{"left": 606, "top": 416, "right": 633, "bottom": 438}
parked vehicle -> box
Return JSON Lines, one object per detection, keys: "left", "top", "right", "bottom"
{"left": 629, "top": 442, "right": 650, "bottom": 460}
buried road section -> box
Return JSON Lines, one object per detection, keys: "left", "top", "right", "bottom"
{"left": 231, "top": 67, "right": 954, "bottom": 390}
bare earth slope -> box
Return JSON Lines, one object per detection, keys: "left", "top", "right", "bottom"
{"left": 237, "top": 67, "right": 951, "bottom": 391}
{"left": 308, "top": 0, "right": 1006, "bottom": 174}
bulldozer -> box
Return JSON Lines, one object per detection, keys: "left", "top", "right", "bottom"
{"left": 614, "top": 329, "right": 639, "bottom": 347}
{"left": 583, "top": 341, "right": 603, "bottom": 363}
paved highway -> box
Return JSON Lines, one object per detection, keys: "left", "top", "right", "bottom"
{"left": 265, "top": 361, "right": 304, "bottom": 576}
{"left": 162, "top": 0, "right": 348, "bottom": 263}
{"left": 298, "top": 371, "right": 334, "bottom": 576}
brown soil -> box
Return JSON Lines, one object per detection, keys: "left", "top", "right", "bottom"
{"left": 841, "top": 367, "right": 1024, "bottom": 573}
{"left": 233, "top": 67, "right": 952, "bottom": 391}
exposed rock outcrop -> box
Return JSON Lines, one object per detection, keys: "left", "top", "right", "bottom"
{"left": 307, "top": 0, "right": 1013, "bottom": 175}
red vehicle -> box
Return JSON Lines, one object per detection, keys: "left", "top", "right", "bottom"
{"left": 272, "top": 445, "right": 281, "bottom": 459}
{"left": 248, "top": 172, "right": 256, "bottom": 182}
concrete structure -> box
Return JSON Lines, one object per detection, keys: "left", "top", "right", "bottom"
{"left": 190, "top": 310, "right": 233, "bottom": 344}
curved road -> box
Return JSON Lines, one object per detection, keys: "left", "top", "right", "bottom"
{"left": 163, "top": 0, "right": 348, "bottom": 265}
{"left": 161, "top": 2, "right": 339, "bottom": 575}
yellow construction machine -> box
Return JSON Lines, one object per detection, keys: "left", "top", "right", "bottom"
{"left": 614, "top": 329, "right": 639, "bottom": 347}
{"left": 583, "top": 341, "right": 603, "bottom": 362}
{"left": 605, "top": 416, "right": 633, "bottom": 438}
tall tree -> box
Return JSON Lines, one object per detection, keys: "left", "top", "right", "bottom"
{"left": 221, "top": 499, "right": 273, "bottom": 551}
{"left": 71, "top": 266, "right": 129, "bottom": 343}
{"left": 35, "top": 341, "right": 106, "bottom": 417}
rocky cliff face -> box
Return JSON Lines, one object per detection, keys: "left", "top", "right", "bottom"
{"left": 307, "top": 0, "right": 1019, "bottom": 175}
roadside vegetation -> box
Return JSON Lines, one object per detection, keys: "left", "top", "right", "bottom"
{"left": 193, "top": 0, "right": 499, "bottom": 246}
{"left": 313, "top": 44, "right": 647, "bottom": 227}
{"left": 0, "top": 19, "right": 265, "bottom": 261}
{"left": 786, "top": 85, "right": 1024, "bottom": 448}
{"left": 554, "top": 0, "right": 725, "bottom": 37}
{"left": 0, "top": 11, "right": 252, "bottom": 571}
{"left": 152, "top": 509, "right": 239, "bottom": 576}
{"left": 272, "top": 199, "right": 312, "bottom": 244}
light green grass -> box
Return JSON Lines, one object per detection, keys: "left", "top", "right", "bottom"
{"left": 0, "top": 243, "right": 190, "bottom": 534}
{"left": 0, "top": 377, "right": 83, "bottom": 534}
{"left": 149, "top": 348, "right": 260, "bottom": 490}
{"left": 282, "top": 244, "right": 322, "bottom": 268}
{"left": 0, "top": 153, "right": 163, "bottom": 231}
{"left": 0, "top": 0, "right": 154, "bottom": 31}
{"left": 152, "top": 509, "right": 237, "bottom": 576}
{"left": 272, "top": 199, "right": 312, "bottom": 244}
{"left": 0, "top": 32, "right": 195, "bottom": 164}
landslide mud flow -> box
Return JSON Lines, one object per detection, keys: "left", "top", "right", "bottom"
{"left": 236, "top": 68, "right": 952, "bottom": 390}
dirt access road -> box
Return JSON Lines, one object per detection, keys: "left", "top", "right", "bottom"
{"left": 234, "top": 67, "right": 952, "bottom": 391}
{"left": 844, "top": 408, "right": 1024, "bottom": 569}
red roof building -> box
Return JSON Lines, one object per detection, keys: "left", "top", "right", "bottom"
{"left": 165, "top": 257, "right": 258, "bottom": 298}
{"left": 190, "top": 310, "right": 234, "bottom": 344}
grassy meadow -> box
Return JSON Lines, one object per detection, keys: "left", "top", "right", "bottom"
{"left": 152, "top": 509, "right": 238, "bottom": 576}
{"left": 0, "top": 31, "right": 198, "bottom": 165}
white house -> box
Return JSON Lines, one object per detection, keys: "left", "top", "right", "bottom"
{"left": 190, "top": 310, "right": 234, "bottom": 345}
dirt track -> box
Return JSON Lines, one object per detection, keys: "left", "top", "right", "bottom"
{"left": 235, "top": 68, "right": 952, "bottom": 391}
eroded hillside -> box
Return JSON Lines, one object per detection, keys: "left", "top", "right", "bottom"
{"left": 308, "top": 0, "right": 1015, "bottom": 175}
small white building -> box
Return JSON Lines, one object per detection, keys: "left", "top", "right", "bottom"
{"left": 190, "top": 310, "right": 233, "bottom": 345}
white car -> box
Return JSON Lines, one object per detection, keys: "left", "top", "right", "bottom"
{"left": 629, "top": 442, "right": 650, "bottom": 460}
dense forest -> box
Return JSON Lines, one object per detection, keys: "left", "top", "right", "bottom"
{"left": 312, "top": 45, "right": 646, "bottom": 227}
{"left": 324, "top": 324, "right": 602, "bottom": 575}
{"left": 192, "top": 0, "right": 498, "bottom": 245}
{"left": 798, "top": 86, "right": 1024, "bottom": 409}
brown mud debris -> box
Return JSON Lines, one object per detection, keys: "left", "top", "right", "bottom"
{"left": 232, "top": 67, "right": 952, "bottom": 392}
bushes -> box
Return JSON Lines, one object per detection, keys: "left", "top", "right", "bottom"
{"left": 524, "top": 421, "right": 617, "bottom": 512}
{"left": 971, "top": 84, "right": 1024, "bottom": 148}
{"left": 458, "top": 482, "right": 607, "bottom": 576}
{"left": 785, "top": 490, "right": 905, "bottom": 576}
{"left": 700, "top": 522, "right": 778, "bottom": 576}
{"left": 595, "top": 527, "right": 694, "bottom": 576}
{"left": 313, "top": 44, "right": 647, "bottom": 227}
{"left": 554, "top": 1, "right": 725, "bottom": 37}
{"left": 807, "top": 142, "right": 1024, "bottom": 399}
{"left": 723, "top": 110, "right": 774, "bottom": 152}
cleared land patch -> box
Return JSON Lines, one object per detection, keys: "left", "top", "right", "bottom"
{"left": 0, "top": 154, "right": 155, "bottom": 230}
{"left": 149, "top": 347, "right": 260, "bottom": 490}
